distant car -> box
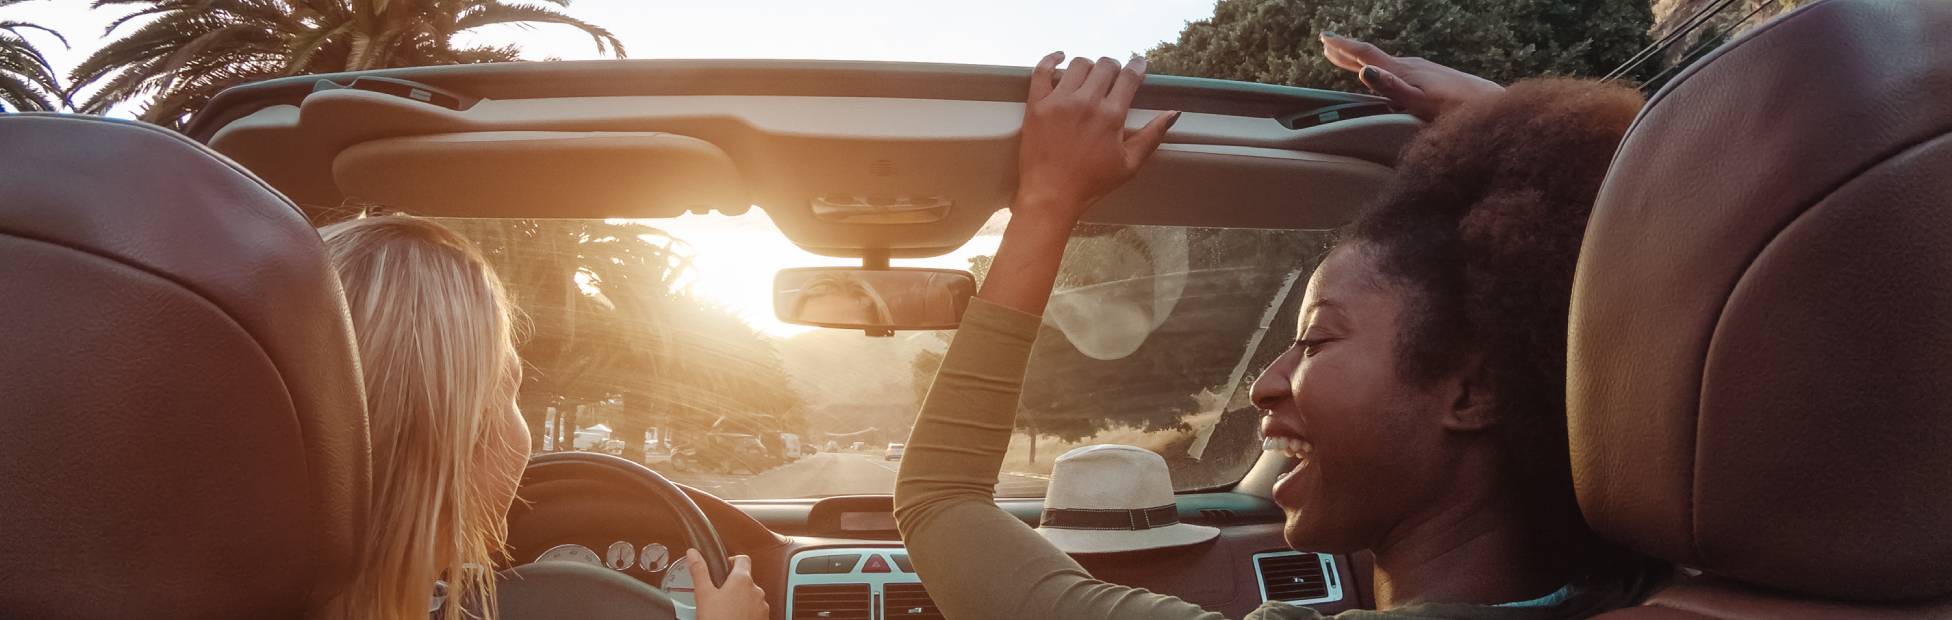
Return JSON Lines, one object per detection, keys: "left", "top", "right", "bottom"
{"left": 884, "top": 443, "right": 905, "bottom": 461}
{"left": 849, "top": 441, "right": 865, "bottom": 451}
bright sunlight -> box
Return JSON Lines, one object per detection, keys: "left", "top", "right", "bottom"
{"left": 646, "top": 209, "right": 1006, "bottom": 337}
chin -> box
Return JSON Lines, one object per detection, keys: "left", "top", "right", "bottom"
{"left": 1282, "top": 509, "right": 1357, "bottom": 555}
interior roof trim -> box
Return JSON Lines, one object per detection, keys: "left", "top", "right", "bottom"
{"left": 187, "top": 59, "right": 1383, "bottom": 142}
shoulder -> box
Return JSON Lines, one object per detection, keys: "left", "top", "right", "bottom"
{"left": 1248, "top": 602, "right": 1330, "bottom": 620}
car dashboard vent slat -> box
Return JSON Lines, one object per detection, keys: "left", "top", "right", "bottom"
{"left": 791, "top": 583, "right": 872, "bottom": 620}
{"left": 1253, "top": 551, "right": 1345, "bottom": 606}
{"left": 882, "top": 582, "right": 943, "bottom": 620}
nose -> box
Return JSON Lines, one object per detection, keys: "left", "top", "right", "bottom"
{"left": 1251, "top": 348, "right": 1298, "bottom": 411}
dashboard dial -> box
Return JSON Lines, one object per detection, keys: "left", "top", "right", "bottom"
{"left": 663, "top": 554, "right": 698, "bottom": 619}
{"left": 534, "top": 543, "right": 602, "bottom": 567}
{"left": 605, "top": 541, "right": 637, "bottom": 571}
{"left": 640, "top": 543, "right": 671, "bottom": 572}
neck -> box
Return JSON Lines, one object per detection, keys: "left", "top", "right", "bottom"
{"left": 1368, "top": 469, "right": 1574, "bottom": 609}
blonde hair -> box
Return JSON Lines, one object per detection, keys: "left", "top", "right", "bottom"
{"left": 320, "top": 215, "right": 524, "bottom": 620}
{"left": 794, "top": 271, "right": 894, "bottom": 324}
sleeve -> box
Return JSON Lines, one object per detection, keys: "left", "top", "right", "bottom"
{"left": 892, "top": 298, "right": 1231, "bottom": 620}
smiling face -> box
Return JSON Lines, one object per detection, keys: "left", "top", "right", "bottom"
{"left": 1250, "top": 242, "right": 1464, "bottom": 553}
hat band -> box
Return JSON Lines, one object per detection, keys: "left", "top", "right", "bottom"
{"left": 1039, "top": 504, "right": 1180, "bottom": 531}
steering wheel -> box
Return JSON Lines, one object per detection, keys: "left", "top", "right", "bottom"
{"left": 495, "top": 452, "right": 730, "bottom": 620}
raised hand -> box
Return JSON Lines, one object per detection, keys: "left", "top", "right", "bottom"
{"left": 977, "top": 52, "right": 1181, "bottom": 316}
{"left": 1014, "top": 52, "right": 1181, "bottom": 226}
{"left": 1320, "top": 33, "right": 1505, "bottom": 122}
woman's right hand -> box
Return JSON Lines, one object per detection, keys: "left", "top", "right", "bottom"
{"left": 687, "top": 549, "right": 767, "bottom": 620}
{"left": 1320, "top": 33, "right": 1505, "bottom": 121}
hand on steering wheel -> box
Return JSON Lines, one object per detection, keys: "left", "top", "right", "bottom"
{"left": 688, "top": 550, "right": 768, "bottom": 620}
{"left": 498, "top": 452, "right": 735, "bottom": 620}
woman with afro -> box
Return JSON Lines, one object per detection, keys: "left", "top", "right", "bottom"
{"left": 894, "top": 38, "right": 1658, "bottom": 620}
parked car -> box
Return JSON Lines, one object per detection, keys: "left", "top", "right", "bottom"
{"left": 884, "top": 443, "right": 906, "bottom": 461}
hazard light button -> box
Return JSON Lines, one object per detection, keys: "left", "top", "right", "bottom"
{"left": 862, "top": 554, "right": 892, "bottom": 573}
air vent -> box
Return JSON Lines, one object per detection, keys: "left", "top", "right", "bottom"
{"left": 883, "top": 583, "right": 942, "bottom": 620}
{"left": 1197, "top": 508, "right": 1238, "bottom": 524}
{"left": 1253, "top": 551, "right": 1344, "bottom": 606}
{"left": 791, "top": 583, "right": 872, "bottom": 620}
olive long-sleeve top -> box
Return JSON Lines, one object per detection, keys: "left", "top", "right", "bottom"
{"left": 891, "top": 299, "right": 1650, "bottom": 620}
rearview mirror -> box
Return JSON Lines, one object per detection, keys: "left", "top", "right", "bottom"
{"left": 773, "top": 268, "right": 977, "bottom": 332}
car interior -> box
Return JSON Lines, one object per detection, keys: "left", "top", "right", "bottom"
{"left": 0, "top": 0, "right": 1947, "bottom": 618}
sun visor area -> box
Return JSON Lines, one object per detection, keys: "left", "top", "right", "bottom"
{"left": 1084, "top": 144, "right": 1391, "bottom": 229}
{"left": 331, "top": 131, "right": 746, "bottom": 219}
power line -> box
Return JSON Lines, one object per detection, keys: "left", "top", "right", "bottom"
{"left": 1638, "top": 0, "right": 1781, "bottom": 91}
{"left": 1604, "top": 0, "right": 1744, "bottom": 82}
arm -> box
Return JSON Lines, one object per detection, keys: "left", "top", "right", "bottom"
{"left": 1319, "top": 33, "right": 1505, "bottom": 122}
{"left": 892, "top": 53, "right": 1222, "bottom": 620}
{"left": 895, "top": 299, "right": 1227, "bottom": 619}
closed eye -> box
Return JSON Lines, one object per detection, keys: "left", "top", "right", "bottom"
{"left": 1295, "top": 337, "right": 1332, "bottom": 358}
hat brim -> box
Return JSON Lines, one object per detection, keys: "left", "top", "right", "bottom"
{"left": 1036, "top": 522, "right": 1220, "bottom": 555}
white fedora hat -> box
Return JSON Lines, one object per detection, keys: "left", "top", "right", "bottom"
{"left": 1035, "top": 444, "right": 1219, "bottom": 554}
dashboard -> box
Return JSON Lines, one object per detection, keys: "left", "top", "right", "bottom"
{"left": 524, "top": 539, "right": 701, "bottom": 614}
{"left": 507, "top": 485, "right": 1367, "bottom": 620}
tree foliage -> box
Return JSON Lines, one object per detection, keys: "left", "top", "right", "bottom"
{"left": 0, "top": 0, "right": 68, "bottom": 112}
{"left": 1146, "top": 0, "right": 1656, "bottom": 90}
{"left": 441, "top": 219, "right": 799, "bottom": 453}
{"left": 70, "top": 0, "right": 624, "bottom": 127}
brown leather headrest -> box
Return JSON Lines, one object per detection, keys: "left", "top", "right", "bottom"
{"left": 1568, "top": 0, "right": 1952, "bottom": 603}
{"left": 0, "top": 115, "right": 370, "bottom": 616}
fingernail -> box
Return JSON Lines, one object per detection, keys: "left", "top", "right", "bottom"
{"left": 1131, "top": 56, "right": 1148, "bottom": 73}
{"left": 1320, "top": 31, "right": 1340, "bottom": 40}
{"left": 1361, "top": 65, "right": 1381, "bottom": 82}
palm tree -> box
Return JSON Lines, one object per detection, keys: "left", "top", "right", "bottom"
{"left": 0, "top": 0, "right": 68, "bottom": 112}
{"left": 70, "top": 0, "right": 625, "bottom": 128}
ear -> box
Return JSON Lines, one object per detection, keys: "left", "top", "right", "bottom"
{"left": 1440, "top": 354, "right": 1497, "bottom": 432}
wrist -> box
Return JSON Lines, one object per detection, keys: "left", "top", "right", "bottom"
{"left": 1007, "top": 192, "right": 1084, "bottom": 231}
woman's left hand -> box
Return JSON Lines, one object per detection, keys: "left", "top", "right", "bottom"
{"left": 978, "top": 53, "right": 1180, "bottom": 316}
{"left": 1014, "top": 52, "right": 1180, "bottom": 225}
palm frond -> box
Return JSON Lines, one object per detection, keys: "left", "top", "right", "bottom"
{"left": 0, "top": 20, "right": 69, "bottom": 48}
{"left": 454, "top": 3, "right": 625, "bottom": 58}
{"left": 0, "top": 70, "right": 58, "bottom": 112}
{"left": 280, "top": 19, "right": 352, "bottom": 74}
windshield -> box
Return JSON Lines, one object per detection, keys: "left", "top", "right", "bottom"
{"left": 438, "top": 212, "right": 1332, "bottom": 499}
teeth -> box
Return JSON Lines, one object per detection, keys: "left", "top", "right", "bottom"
{"left": 1263, "top": 436, "right": 1314, "bottom": 460}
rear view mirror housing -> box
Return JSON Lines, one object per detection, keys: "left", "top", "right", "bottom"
{"left": 773, "top": 267, "right": 977, "bottom": 333}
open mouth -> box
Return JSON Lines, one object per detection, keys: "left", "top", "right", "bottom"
{"left": 1262, "top": 435, "right": 1314, "bottom": 462}
{"left": 1260, "top": 414, "right": 1316, "bottom": 496}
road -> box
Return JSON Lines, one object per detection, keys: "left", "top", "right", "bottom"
{"left": 655, "top": 452, "right": 1050, "bottom": 499}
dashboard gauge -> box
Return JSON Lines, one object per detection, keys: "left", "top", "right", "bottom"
{"left": 605, "top": 541, "right": 636, "bottom": 571}
{"left": 662, "top": 554, "right": 698, "bottom": 620}
{"left": 535, "top": 544, "right": 602, "bottom": 567}
{"left": 640, "top": 543, "right": 671, "bottom": 572}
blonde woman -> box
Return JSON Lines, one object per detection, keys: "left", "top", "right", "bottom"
{"left": 318, "top": 215, "right": 768, "bottom": 620}
{"left": 791, "top": 271, "right": 895, "bottom": 325}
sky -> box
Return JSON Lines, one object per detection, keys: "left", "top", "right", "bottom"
{"left": 12, "top": 0, "right": 1221, "bottom": 114}
{"left": 7, "top": 0, "right": 1218, "bottom": 334}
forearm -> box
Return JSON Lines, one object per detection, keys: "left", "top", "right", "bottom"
{"left": 976, "top": 201, "right": 1077, "bottom": 316}
{"left": 892, "top": 301, "right": 1228, "bottom": 620}
{"left": 894, "top": 300, "right": 1042, "bottom": 519}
